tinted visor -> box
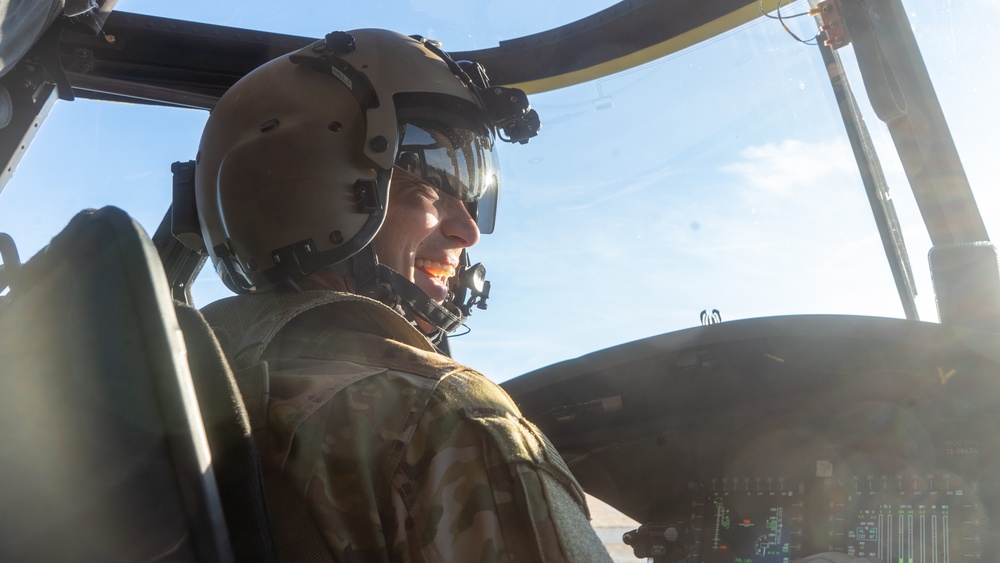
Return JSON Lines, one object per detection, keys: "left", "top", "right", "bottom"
{"left": 395, "top": 118, "right": 499, "bottom": 234}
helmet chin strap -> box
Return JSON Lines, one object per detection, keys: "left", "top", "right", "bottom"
{"left": 347, "top": 245, "right": 466, "bottom": 334}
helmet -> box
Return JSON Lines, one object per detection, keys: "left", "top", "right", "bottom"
{"left": 195, "top": 29, "right": 539, "bottom": 332}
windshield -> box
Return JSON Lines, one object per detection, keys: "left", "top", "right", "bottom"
{"left": 1, "top": 0, "right": 997, "bottom": 382}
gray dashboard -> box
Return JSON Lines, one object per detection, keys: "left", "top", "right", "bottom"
{"left": 503, "top": 315, "right": 1000, "bottom": 562}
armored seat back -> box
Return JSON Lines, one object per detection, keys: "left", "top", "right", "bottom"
{"left": 0, "top": 206, "right": 235, "bottom": 561}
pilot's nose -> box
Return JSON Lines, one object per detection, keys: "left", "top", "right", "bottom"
{"left": 441, "top": 201, "right": 480, "bottom": 248}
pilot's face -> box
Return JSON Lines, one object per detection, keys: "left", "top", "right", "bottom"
{"left": 372, "top": 169, "right": 480, "bottom": 304}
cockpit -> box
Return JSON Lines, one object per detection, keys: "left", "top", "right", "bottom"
{"left": 1, "top": 1, "right": 998, "bottom": 561}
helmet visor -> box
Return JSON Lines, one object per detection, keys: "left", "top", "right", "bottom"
{"left": 395, "top": 118, "right": 499, "bottom": 234}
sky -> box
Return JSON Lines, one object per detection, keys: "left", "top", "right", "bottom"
{"left": 1, "top": 0, "right": 998, "bottom": 383}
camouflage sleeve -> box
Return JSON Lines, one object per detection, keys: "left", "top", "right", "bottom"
{"left": 386, "top": 368, "right": 613, "bottom": 563}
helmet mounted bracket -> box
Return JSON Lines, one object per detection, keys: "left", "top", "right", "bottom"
{"left": 412, "top": 36, "right": 541, "bottom": 145}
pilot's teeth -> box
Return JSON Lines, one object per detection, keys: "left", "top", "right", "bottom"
{"left": 415, "top": 258, "right": 455, "bottom": 277}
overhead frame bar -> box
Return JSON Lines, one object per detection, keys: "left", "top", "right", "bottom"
{"left": 453, "top": 0, "right": 783, "bottom": 94}
{"left": 51, "top": 1, "right": 785, "bottom": 107}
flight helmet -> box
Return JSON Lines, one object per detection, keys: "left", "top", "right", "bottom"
{"left": 195, "top": 28, "right": 539, "bottom": 332}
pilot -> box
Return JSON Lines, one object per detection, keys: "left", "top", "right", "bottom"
{"left": 194, "top": 29, "right": 611, "bottom": 561}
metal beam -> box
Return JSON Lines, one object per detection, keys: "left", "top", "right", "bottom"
{"left": 839, "top": 0, "right": 999, "bottom": 329}
{"left": 60, "top": 12, "right": 313, "bottom": 109}
{"left": 842, "top": 0, "right": 989, "bottom": 246}
{"left": 55, "top": 2, "right": 785, "bottom": 108}
{"left": 0, "top": 77, "right": 58, "bottom": 196}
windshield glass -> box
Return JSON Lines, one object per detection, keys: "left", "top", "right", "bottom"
{"left": 1, "top": 0, "right": 997, "bottom": 384}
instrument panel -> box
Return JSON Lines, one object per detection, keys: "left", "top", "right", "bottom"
{"left": 502, "top": 315, "right": 1000, "bottom": 561}
{"left": 679, "top": 472, "right": 982, "bottom": 561}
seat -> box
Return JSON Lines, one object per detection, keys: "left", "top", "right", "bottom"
{"left": 173, "top": 302, "right": 276, "bottom": 562}
{"left": 0, "top": 206, "right": 247, "bottom": 561}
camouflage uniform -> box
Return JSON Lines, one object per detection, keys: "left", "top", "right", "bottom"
{"left": 203, "top": 291, "right": 611, "bottom": 562}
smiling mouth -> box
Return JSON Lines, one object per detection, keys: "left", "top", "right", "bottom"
{"left": 414, "top": 258, "right": 456, "bottom": 281}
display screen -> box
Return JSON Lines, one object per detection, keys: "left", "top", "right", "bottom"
{"left": 678, "top": 475, "right": 985, "bottom": 562}
{"left": 844, "top": 476, "right": 985, "bottom": 562}
{"left": 690, "top": 480, "right": 804, "bottom": 563}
